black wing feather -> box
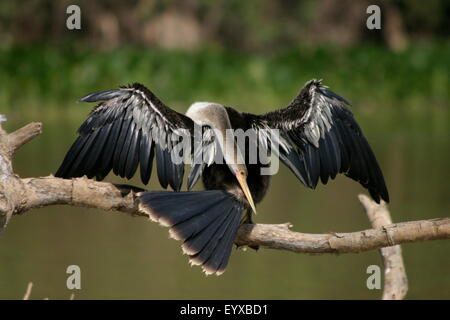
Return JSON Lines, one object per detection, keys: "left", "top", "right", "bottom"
{"left": 96, "top": 119, "right": 122, "bottom": 180}
{"left": 55, "top": 83, "right": 195, "bottom": 190}
{"left": 139, "top": 132, "right": 154, "bottom": 185}
{"left": 55, "top": 135, "right": 89, "bottom": 178}
{"left": 119, "top": 121, "right": 136, "bottom": 177}
{"left": 85, "top": 123, "right": 112, "bottom": 177}
{"left": 318, "top": 137, "right": 331, "bottom": 184}
{"left": 69, "top": 130, "right": 99, "bottom": 177}
{"left": 305, "top": 143, "right": 320, "bottom": 188}
{"left": 113, "top": 117, "right": 133, "bottom": 177}
{"left": 125, "top": 128, "right": 141, "bottom": 179}
{"left": 326, "top": 130, "right": 341, "bottom": 179}
{"left": 155, "top": 144, "right": 168, "bottom": 189}
{"left": 252, "top": 79, "right": 389, "bottom": 203}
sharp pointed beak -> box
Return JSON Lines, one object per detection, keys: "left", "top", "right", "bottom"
{"left": 236, "top": 173, "right": 257, "bottom": 214}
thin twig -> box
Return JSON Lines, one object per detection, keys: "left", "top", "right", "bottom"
{"left": 23, "top": 282, "right": 33, "bottom": 300}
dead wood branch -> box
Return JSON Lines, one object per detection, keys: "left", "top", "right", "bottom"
{"left": 359, "top": 194, "right": 408, "bottom": 299}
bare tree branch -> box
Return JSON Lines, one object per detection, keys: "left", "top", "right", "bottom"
{"left": 1, "top": 119, "right": 449, "bottom": 300}
{"left": 359, "top": 194, "right": 408, "bottom": 299}
{"left": 8, "top": 122, "right": 43, "bottom": 155}
{"left": 235, "top": 217, "right": 449, "bottom": 253}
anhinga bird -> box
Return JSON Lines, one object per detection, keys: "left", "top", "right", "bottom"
{"left": 55, "top": 80, "right": 389, "bottom": 275}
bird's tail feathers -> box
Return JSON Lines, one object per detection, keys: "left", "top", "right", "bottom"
{"left": 138, "top": 190, "right": 243, "bottom": 275}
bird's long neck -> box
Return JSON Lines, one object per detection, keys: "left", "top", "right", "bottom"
{"left": 187, "top": 102, "right": 256, "bottom": 213}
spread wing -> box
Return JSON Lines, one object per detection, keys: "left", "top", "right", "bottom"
{"left": 55, "top": 83, "right": 206, "bottom": 191}
{"left": 250, "top": 79, "right": 389, "bottom": 203}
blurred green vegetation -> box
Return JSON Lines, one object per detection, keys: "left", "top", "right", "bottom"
{"left": 1, "top": 43, "right": 448, "bottom": 117}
